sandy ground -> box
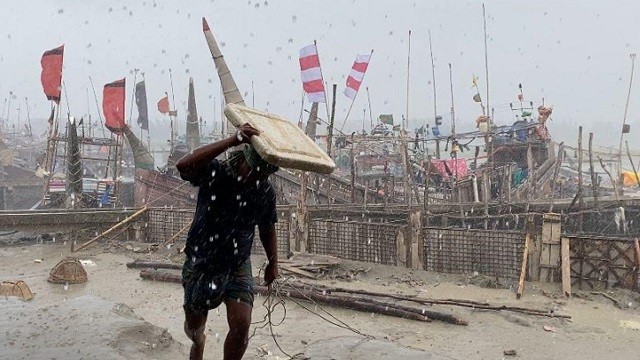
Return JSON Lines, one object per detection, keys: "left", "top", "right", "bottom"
{"left": 2, "top": 239, "right": 640, "bottom": 360}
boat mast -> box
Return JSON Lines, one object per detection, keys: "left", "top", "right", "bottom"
{"left": 169, "top": 68, "right": 177, "bottom": 149}
{"left": 483, "top": 3, "right": 491, "bottom": 126}
{"left": 428, "top": 30, "right": 440, "bottom": 159}
{"left": 617, "top": 53, "right": 636, "bottom": 178}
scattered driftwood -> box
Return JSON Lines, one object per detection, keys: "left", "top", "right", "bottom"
{"left": 275, "top": 284, "right": 432, "bottom": 323}
{"left": 126, "top": 259, "right": 182, "bottom": 270}
{"left": 139, "top": 269, "right": 454, "bottom": 324}
{"left": 279, "top": 252, "right": 341, "bottom": 279}
{"left": 293, "top": 281, "right": 571, "bottom": 319}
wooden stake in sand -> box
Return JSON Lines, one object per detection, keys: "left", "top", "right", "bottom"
{"left": 516, "top": 232, "right": 531, "bottom": 299}
{"left": 561, "top": 237, "right": 572, "bottom": 298}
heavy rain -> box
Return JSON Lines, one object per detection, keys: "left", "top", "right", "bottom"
{"left": 2, "top": 1, "right": 640, "bottom": 360}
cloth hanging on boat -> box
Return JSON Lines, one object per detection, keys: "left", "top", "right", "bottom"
{"left": 135, "top": 80, "right": 149, "bottom": 131}
{"left": 429, "top": 158, "right": 468, "bottom": 180}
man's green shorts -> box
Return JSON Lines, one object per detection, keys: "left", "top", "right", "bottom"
{"left": 182, "top": 258, "right": 254, "bottom": 316}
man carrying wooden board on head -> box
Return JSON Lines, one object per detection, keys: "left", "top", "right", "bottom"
{"left": 177, "top": 104, "right": 334, "bottom": 360}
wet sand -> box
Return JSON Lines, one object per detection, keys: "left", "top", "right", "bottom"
{"left": 1, "top": 241, "right": 640, "bottom": 360}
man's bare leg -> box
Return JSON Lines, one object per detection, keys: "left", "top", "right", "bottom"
{"left": 223, "top": 299, "right": 252, "bottom": 360}
{"left": 184, "top": 310, "right": 208, "bottom": 360}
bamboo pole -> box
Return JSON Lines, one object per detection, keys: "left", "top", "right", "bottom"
{"left": 483, "top": 171, "right": 490, "bottom": 230}
{"left": 428, "top": 30, "right": 440, "bottom": 159}
{"left": 159, "top": 222, "right": 191, "bottom": 248}
{"left": 424, "top": 155, "right": 432, "bottom": 226}
{"left": 589, "top": 134, "right": 599, "bottom": 208}
{"left": 405, "top": 30, "right": 411, "bottom": 130}
{"left": 74, "top": 206, "right": 148, "bottom": 252}
{"left": 525, "top": 143, "right": 534, "bottom": 215}
{"left": 617, "top": 53, "right": 636, "bottom": 178}
{"left": 483, "top": 3, "right": 491, "bottom": 126}
{"left": 577, "top": 127, "right": 584, "bottom": 230}
{"left": 126, "top": 260, "right": 182, "bottom": 270}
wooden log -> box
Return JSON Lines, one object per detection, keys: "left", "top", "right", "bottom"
{"left": 516, "top": 232, "right": 531, "bottom": 299}
{"left": 127, "top": 260, "right": 182, "bottom": 270}
{"left": 334, "top": 291, "right": 467, "bottom": 325}
{"left": 293, "top": 281, "right": 570, "bottom": 319}
{"left": 140, "top": 269, "right": 182, "bottom": 283}
{"left": 280, "top": 265, "right": 318, "bottom": 279}
{"left": 74, "top": 206, "right": 148, "bottom": 252}
{"left": 561, "top": 237, "right": 572, "bottom": 298}
{"left": 139, "top": 269, "right": 431, "bottom": 322}
{"left": 280, "top": 285, "right": 432, "bottom": 323}
{"left": 138, "top": 269, "right": 571, "bottom": 320}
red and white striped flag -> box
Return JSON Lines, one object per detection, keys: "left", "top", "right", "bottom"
{"left": 344, "top": 53, "right": 372, "bottom": 100}
{"left": 299, "top": 43, "right": 326, "bottom": 103}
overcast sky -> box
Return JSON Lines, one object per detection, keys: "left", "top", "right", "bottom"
{"left": 1, "top": 0, "right": 640, "bottom": 149}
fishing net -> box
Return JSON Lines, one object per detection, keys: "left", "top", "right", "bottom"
{"left": 48, "top": 257, "right": 88, "bottom": 284}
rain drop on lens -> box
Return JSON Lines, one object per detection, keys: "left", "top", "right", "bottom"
{"left": 209, "top": 236, "right": 214, "bottom": 242}
{"left": 236, "top": 195, "right": 241, "bottom": 200}
{"left": 194, "top": 246, "right": 198, "bottom": 251}
{"left": 234, "top": 249, "right": 238, "bottom": 255}
{"left": 210, "top": 282, "right": 217, "bottom": 290}
{"left": 211, "top": 195, "right": 216, "bottom": 201}
{"left": 211, "top": 170, "right": 216, "bottom": 177}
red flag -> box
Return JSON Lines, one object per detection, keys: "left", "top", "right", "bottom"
{"left": 103, "top": 78, "right": 126, "bottom": 134}
{"left": 40, "top": 45, "right": 64, "bottom": 104}
{"left": 157, "top": 96, "right": 170, "bottom": 114}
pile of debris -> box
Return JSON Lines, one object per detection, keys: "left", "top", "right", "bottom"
{"left": 279, "top": 253, "right": 340, "bottom": 280}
